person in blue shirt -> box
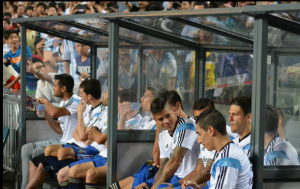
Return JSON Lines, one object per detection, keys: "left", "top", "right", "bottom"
{"left": 3, "top": 30, "right": 38, "bottom": 90}
{"left": 74, "top": 42, "right": 100, "bottom": 81}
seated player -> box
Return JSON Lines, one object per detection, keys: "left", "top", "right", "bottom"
{"left": 264, "top": 105, "right": 299, "bottom": 166}
{"left": 184, "top": 109, "right": 253, "bottom": 189}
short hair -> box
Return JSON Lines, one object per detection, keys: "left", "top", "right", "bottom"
{"left": 146, "top": 86, "right": 159, "bottom": 98}
{"left": 12, "top": 5, "right": 18, "bottom": 13}
{"left": 118, "top": 89, "right": 137, "bottom": 103}
{"left": 36, "top": 2, "right": 48, "bottom": 10}
{"left": 265, "top": 104, "right": 279, "bottom": 134}
{"left": 230, "top": 96, "right": 251, "bottom": 116}
{"left": 57, "top": 3, "right": 66, "bottom": 12}
{"left": 79, "top": 79, "right": 101, "bottom": 100}
{"left": 193, "top": 1, "right": 209, "bottom": 8}
{"left": 145, "top": 2, "right": 164, "bottom": 11}
{"left": 275, "top": 107, "right": 284, "bottom": 121}
{"left": 3, "top": 18, "right": 10, "bottom": 26}
{"left": 25, "top": 6, "right": 34, "bottom": 11}
{"left": 3, "top": 30, "right": 19, "bottom": 40}
{"left": 196, "top": 108, "right": 227, "bottom": 135}
{"left": 54, "top": 74, "right": 74, "bottom": 93}
{"left": 34, "top": 37, "right": 44, "bottom": 48}
{"left": 150, "top": 97, "right": 169, "bottom": 116}
{"left": 159, "top": 90, "right": 184, "bottom": 110}
{"left": 209, "top": 1, "right": 228, "bottom": 8}
{"left": 17, "top": 4, "right": 25, "bottom": 9}
{"left": 193, "top": 98, "right": 215, "bottom": 110}
{"left": 48, "top": 5, "right": 58, "bottom": 12}
{"left": 3, "top": 12, "right": 12, "bottom": 19}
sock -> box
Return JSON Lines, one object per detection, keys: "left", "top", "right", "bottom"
{"left": 109, "top": 182, "right": 121, "bottom": 189}
{"left": 85, "top": 183, "right": 103, "bottom": 189}
{"left": 45, "top": 156, "right": 61, "bottom": 174}
{"left": 59, "top": 180, "right": 69, "bottom": 189}
{"left": 68, "top": 176, "right": 85, "bottom": 189}
{"left": 59, "top": 159, "right": 74, "bottom": 168}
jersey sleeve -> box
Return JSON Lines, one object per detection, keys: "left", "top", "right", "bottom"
{"left": 62, "top": 40, "right": 70, "bottom": 61}
{"left": 174, "top": 123, "right": 197, "bottom": 150}
{"left": 158, "top": 133, "right": 169, "bottom": 159}
{"left": 63, "top": 98, "right": 80, "bottom": 115}
{"left": 210, "top": 158, "right": 241, "bottom": 189}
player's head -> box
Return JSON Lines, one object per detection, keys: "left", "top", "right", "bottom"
{"left": 140, "top": 87, "right": 159, "bottom": 112}
{"left": 118, "top": 89, "right": 137, "bottom": 112}
{"left": 159, "top": 90, "right": 184, "bottom": 115}
{"left": 265, "top": 104, "right": 279, "bottom": 135}
{"left": 151, "top": 97, "right": 177, "bottom": 135}
{"left": 196, "top": 109, "right": 227, "bottom": 151}
{"left": 79, "top": 79, "right": 101, "bottom": 104}
{"left": 193, "top": 98, "right": 215, "bottom": 120}
{"left": 228, "top": 96, "right": 251, "bottom": 135}
{"left": 53, "top": 74, "right": 74, "bottom": 97}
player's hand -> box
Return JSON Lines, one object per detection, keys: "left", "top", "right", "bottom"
{"left": 182, "top": 180, "right": 199, "bottom": 189}
{"left": 37, "top": 97, "right": 46, "bottom": 104}
{"left": 77, "top": 99, "right": 87, "bottom": 114}
{"left": 119, "top": 102, "right": 132, "bottom": 115}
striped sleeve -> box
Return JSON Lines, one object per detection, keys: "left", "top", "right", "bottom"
{"left": 175, "top": 123, "right": 197, "bottom": 150}
{"left": 63, "top": 98, "right": 80, "bottom": 115}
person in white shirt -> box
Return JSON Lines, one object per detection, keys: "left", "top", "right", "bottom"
{"left": 185, "top": 109, "right": 253, "bottom": 189}
{"left": 264, "top": 105, "right": 299, "bottom": 166}
{"left": 21, "top": 74, "right": 80, "bottom": 189}
{"left": 150, "top": 97, "right": 199, "bottom": 189}
{"left": 229, "top": 96, "right": 252, "bottom": 157}
{"left": 25, "top": 79, "right": 105, "bottom": 189}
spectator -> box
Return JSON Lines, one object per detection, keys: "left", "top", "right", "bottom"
{"left": 3, "top": 12, "right": 12, "bottom": 20}
{"left": 25, "top": 6, "right": 34, "bottom": 17}
{"left": 124, "top": 1, "right": 149, "bottom": 12}
{"left": 118, "top": 51, "right": 137, "bottom": 90}
{"left": 105, "top": 2, "right": 119, "bottom": 13}
{"left": 16, "top": 4, "right": 25, "bottom": 17}
{"left": 3, "top": 18, "right": 10, "bottom": 31}
{"left": 57, "top": 2, "right": 66, "bottom": 15}
{"left": 35, "top": 2, "right": 48, "bottom": 17}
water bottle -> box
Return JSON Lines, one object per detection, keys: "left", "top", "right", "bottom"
{"left": 38, "top": 104, "right": 46, "bottom": 117}
{"left": 131, "top": 102, "right": 141, "bottom": 110}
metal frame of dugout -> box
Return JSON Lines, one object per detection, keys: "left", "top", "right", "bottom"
{"left": 12, "top": 3, "right": 300, "bottom": 189}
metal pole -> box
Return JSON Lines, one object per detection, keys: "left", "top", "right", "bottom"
{"left": 90, "top": 46, "right": 97, "bottom": 79}
{"left": 251, "top": 17, "right": 268, "bottom": 189}
{"left": 270, "top": 51, "right": 278, "bottom": 106}
{"left": 197, "top": 49, "right": 206, "bottom": 99}
{"left": 107, "top": 21, "right": 119, "bottom": 186}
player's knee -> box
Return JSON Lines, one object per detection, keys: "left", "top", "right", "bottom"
{"left": 44, "top": 145, "right": 55, "bottom": 156}
{"left": 57, "top": 167, "right": 69, "bottom": 183}
{"left": 86, "top": 168, "right": 98, "bottom": 183}
{"left": 57, "top": 147, "right": 71, "bottom": 160}
{"left": 69, "top": 164, "right": 80, "bottom": 178}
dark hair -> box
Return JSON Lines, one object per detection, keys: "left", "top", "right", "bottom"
{"left": 48, "top": 5, "right": 58, "bottom": 12}
{"left": 4, "top": 30, "right": 19, "bottom": 40}
{"left": 193, "top": 98, "right": 215, "bottom": 110}
{"left": 146, "top": 86, "right": 159, "bottom": 98}
{"left": 106, "top": 2, "right": 119, "bottom": 11}
{"left": 196, "top": 108, "right": 227, "bottom": 135}
{"left": 12, "top": 5, "right": 18, "bottom": 13}
{"left": 209, "top": 1, "right": 228, "bottom": 8}
{"left": 48, "top": 1, "right": 57, "bottom": 8}
{"left": 32, "top": 57, "right": 45, "bottom": 66}
{"left": 118, "top": 89, "right": 137, "bottom": 103}
{"left": 54, "top": 74, "right": 74, "bottom": 93}
{"left": 193, "top": 1, "right": 209, "bottom": 8}
{"left": 265, "top": 104, "right": 279, "bottom": 134}
{"left": 3, "top": 12, "right": 12, "bottom": 18}
{"left": 57, "top": 3, "right": 66, "bottom": 12}
{"left": 150, "top": 97, "right": 169, "bottom": 116}
{"left": 34, "top": 37, "right": 44, "bottom": 48}
{"left": 79, "top": 79, "right": 101, "bottom": 99}
{"left": 17, "top": 4, "right": 25, "bottom": 9}
{"left": 36, "top": 2, "right": 48, "bottom": 10}
{"left": 159, "top": 90, "right": 184, "bottom": 110}
{"left": 145, "top": 2, "right": 164, "bottom": 11}
{"left": 3, "top": 18, "right": 10, "bottom": 26}
{"left": 25, "top": 5, "right": 34, "bottom": 11}
{"left": 230, "top": 96, "right": 251, "bottom": 116}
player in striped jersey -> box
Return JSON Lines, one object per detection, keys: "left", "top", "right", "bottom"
{"left": 186, "top": 109, "right": 253, "bottom": 189}
{"left": 229, "top": 96, "right": 252, "bottom": 157}
{"left": 264, "top": 105, "right": 299, "bottom": 166}
{"left": 25, "top": 79, "right": 106, "bottom": 189}
{"left": 118, "top": 89, "right": 147, "bottom": 130}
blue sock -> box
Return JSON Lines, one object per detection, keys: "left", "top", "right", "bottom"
{"left": 68, "top": 176, "right": 85, "bottom": 189}
{"left": 45, "top": 156, "right": 61, "bottom": 174}
{"left": 59, "top": 159, "right": 74, "bottom": 168}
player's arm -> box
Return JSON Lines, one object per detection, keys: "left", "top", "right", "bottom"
{"left": 3, "top": 58, "right": 7, "bottom": 64}
{"left": 152, "top": 127, "right": 161, "bottom": 165}
{"left": 153, "top": 158, "right": 169, "bottom": 186}
{"left": 88, "top": 126, "right": 107, "bottom": 144}
{"left": 37, "top": 97, "right": 71, "bottom": 118}
{"left": 43, "top": 110, "right": 63, "bottom": 135}
{"left": 177, "top": 158, "right": 206, "bottom": 186}
{"left": 153, "top": 147, "right": 188, "bottom": 188}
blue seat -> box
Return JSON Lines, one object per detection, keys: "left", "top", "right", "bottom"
{"left": 3, "top": 126, "right": 10, "bottom": 150}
